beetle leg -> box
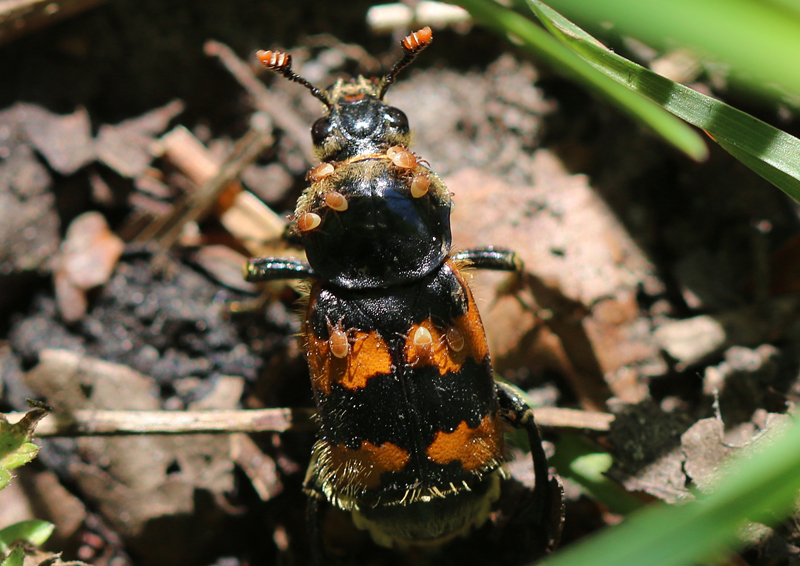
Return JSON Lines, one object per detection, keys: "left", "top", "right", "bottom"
{"left": 452, "top": 247, "right": 522, "bottom": 273}
{"left": 495, "top": 380, "right": 562, "bottom": 546}
{"left": 245, "top": 256, "right": 316, "bottom": 282}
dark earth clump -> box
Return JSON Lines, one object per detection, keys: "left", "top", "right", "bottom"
{"left": 9, "top": 252, "right": 286, "bottom": 398}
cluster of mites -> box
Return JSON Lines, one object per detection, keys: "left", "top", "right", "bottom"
{"left": 299, "top": 149, "right": 430, "bottom": 230}
{"left": 304, "top": 150, "right": 458, "bottom": 368}
{"left": 323, "top": 315, "right": 469, "bottom": 366}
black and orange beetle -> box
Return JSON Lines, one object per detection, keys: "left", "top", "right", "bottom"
{"left": 246, "top": 27, "right": 558, "bottom": 553}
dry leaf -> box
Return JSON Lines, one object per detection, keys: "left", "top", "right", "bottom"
{"left": 95, "top": 100, "right": 184, "bottom": 178}
{"left": 23, "top": 350, "right": 238, "bottom": 563}
{"left": 18, "top": 104, "right": 94, "bottom": 175}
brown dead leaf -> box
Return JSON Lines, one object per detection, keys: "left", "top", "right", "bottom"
{"left": 20, "top": 549, "right": 89, "bottom": 566}
{"left": 0, "top": 471, "right": 36, "bottom": 526}
{"left": 95, "top": 100, "right": 184, "bottom": 178}
{"left": 29, "top": 470, "right": 87, "bottom": 547}
{"left": 188, "top": 245, "right": 259, "bottom": 293}
{"left": 0, "top": 136, "right": 59, "bottom": 273}
{"left": 0, "top": 467, "right": 87, "bottom": 549}
{"left": 240, "top": 162, "right": 294, "bottom": 203}
{"left": 681, "top": 411, "right": 800, "bottom": 549}
{"left": 654, "top": 315, "right": 726, "bottom": 366}
{"left": 682, "top": 411, "right": 793, "bottom": 494}
{"left": 655, "top": 295, "right": 800, "bottom": 367}
{"left": 0, "top": 111, "right": 51, "bottom": 198}
{"left": 60, "top": 212, "right": 124, "bottom": 291}
{"left": 53, "top": 212, "right": 124, "bottom": 323}
{"left": 607, "top": 401, "right": 693, "bottom": 503}
{"left": 23, "top": 350, "right": 238, "bottom": 564}
{"left": 230, "top": 433, "right": 282, "bottom": 501}
{"left": 447, "top": 153, "right": 663, "bottom": 408}
{"left": 134, "top": 171, "right": 177, "bottom": 200}
{"left": 87, "top": 169, "right": 114, "bottom": 206}
{"left": 17, "top": 104, "right": 94, "bottom": 175}
{"left": 449, "top": 156, "right": 653, "bottom": 304}
{"left": 52, "top": 269, "right": 89, "bottom": 324}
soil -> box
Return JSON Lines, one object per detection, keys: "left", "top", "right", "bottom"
{"left": 2, "top": 1, "right": 800, "bottom": 566}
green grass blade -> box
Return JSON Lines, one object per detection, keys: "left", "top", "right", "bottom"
{"left": 451, "top": 0, "right": 708, "bottom": 161}
{"left": 0, "top": 546, "right": 23, "bottom": 566}
{"left": 540, "top": 0, "right": 800, "bottom": 99}
{"left": 536, "top": 415, "right": 800, "bottom": 566}
{"left": 525, "top": 0, "right": 800, "bottom": 201}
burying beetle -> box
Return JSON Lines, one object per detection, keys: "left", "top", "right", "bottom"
{"left": 246, "top": 27, "right": 562, "bottom": 558}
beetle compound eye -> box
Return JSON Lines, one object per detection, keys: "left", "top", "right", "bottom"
{"left": 311, "top": 116, "right": 333, "bottom": 146}
{"left": 384, "top": 107, "right": 409, "bottom": 131}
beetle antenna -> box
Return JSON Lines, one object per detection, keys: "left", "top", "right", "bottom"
{"left": 256, "top": 49, "right": 332, "bottom": 109}
{"left": 378, "top": 27, "right": 433, "bottom": 100}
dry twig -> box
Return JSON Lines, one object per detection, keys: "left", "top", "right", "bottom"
{"left": 204, "top": 39, "right": 317, "bottom": 164}
{"left": 4, "top": 406, "right": 612, "bottom": 437}
{"left": 139, "top": 122, "right": 274, "bottom": 247}
{"left": 4, "top": 408, "right": 315, "bottom": 436}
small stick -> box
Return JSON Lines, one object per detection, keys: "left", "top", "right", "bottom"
{"left": 3, "top": 406, "right": 612, "bottom": 437}
{"left": 205, "top": 39, "right": 317, "bottom": 164}
{"left": 4, "top": 408, "right": 315, "bottom": 437}
{"left": 535, "top": 407, "right": 614, "bottom": 431}
{"left": 142, "top": 123, "right": 274, "bottom": 247}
